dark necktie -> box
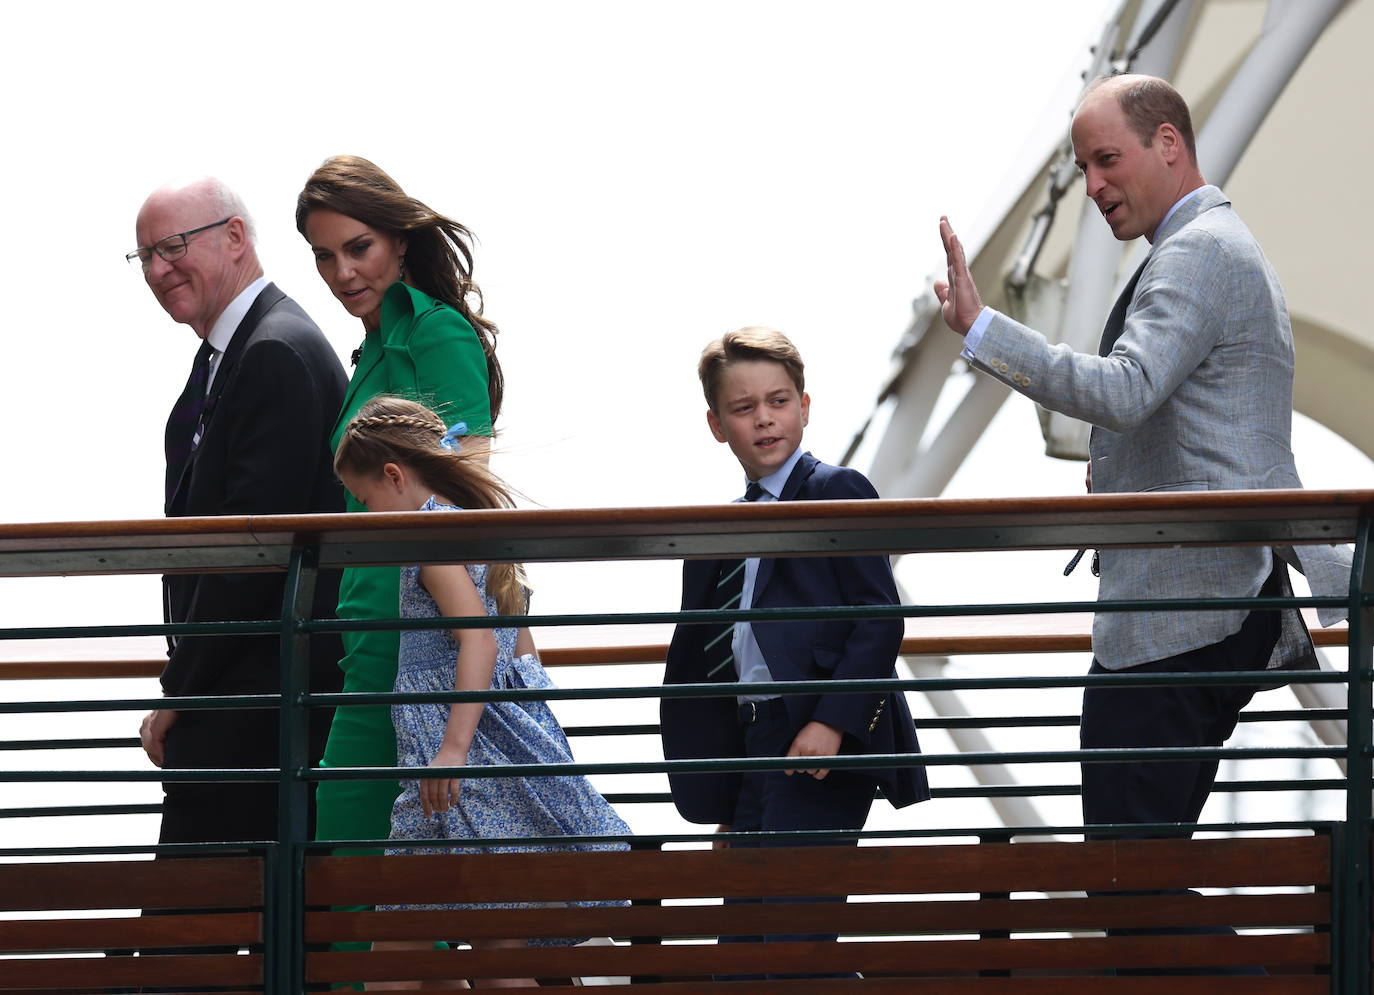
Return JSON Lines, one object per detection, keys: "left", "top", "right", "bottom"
{"left": 703, "top": 481, "right": 767, "bottom": 679}
{"left": 1097, "top": 257, "right": 1149, "bottom": 356}
{"left": 165, "top": 340, "right": 214, "bottom": 503}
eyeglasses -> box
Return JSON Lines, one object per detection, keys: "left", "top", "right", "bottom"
{"left": 126, "top": 218, "right": 231, "bottom": 270}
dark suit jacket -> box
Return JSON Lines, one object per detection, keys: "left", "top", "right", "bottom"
{"left": 661, "top": 451, "right": 929, "bottom": 825}
{"left": 162, "top": 283, "right": 347, "bottom": 775}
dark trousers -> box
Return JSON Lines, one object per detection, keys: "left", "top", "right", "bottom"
{"left": 1079, "top": 590, "right": 1282, "bottom": 976}
{"left": 719, "top": 697, "right": 875, "bottom": 981}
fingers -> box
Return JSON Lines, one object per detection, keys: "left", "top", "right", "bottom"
{"left": 139, "top": 712, "right": 165, "bottom": 767}
{"left": 422, "top": 778, "right": 456, "bottom": 819}
{"left": 783, "top": 749, "right": 828, "bottom": 780}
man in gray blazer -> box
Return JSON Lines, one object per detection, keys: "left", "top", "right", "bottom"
{"left": 934, "top": 74, "right": 1350, "bottom": 838}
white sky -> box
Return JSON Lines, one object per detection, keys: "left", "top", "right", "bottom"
{"left": 3, "top": 0, "right": 1369, "bottom": 849}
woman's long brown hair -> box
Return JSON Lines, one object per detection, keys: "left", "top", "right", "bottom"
{"left": 296, "top": 155, "right": 504, "bottom": 422}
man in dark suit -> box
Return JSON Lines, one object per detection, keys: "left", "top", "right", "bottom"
{"left": 132, "top": 177, "right": 347, "bottom": 844}
{"left": 661, "top": 328, "right": 928, "bottom": 976}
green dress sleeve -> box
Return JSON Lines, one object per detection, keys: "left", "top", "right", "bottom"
{"left": 381, "top": 292, "right": 493, "bottom": 436}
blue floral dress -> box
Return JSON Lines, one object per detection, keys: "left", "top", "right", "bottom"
{"left": 383, "top": 498, "right": 629, "bottom": 930}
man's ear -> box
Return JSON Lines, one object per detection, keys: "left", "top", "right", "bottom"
{"left": 223, "top": 216, "right": 251, "bottom": 259}
{"left": 706, "top": 408, "right": 728, "bottom": 444}
{"left": 1155, "top": 122, "right": 1183, "bottom": 165}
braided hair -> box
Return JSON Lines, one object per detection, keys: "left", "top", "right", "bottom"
{"left": 335, "top": 396, "right": 529, "bottom": 616}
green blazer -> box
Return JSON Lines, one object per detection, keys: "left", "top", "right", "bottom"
{"left": 330, "top": 281, "right": 492, "bottom": 461}
{"left": 317, "top": 281, "right": 492, "bottom": 845}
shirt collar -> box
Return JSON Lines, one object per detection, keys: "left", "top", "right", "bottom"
{"left": 748, "top": 445, "right": 805, "bottom": 500}
{"left": 1152, "top": 188, "right": 1203, "bottom": 243}
{"left": 205, "top": 276, "right": 269, "bottom": 354}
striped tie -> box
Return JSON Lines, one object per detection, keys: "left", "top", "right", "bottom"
{"left": 704, "top": 482, "right": 766, "bottom": 678}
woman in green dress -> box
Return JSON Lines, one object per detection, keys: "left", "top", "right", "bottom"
{"left": 296, "top": 155, "right": 504, "bottom": 852}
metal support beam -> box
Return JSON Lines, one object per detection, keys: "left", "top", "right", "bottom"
{"left": 1197, "top": 0, "right": 1350, "bottom": 186}
{"left": 1336, "top": 515, "right": 1371, "bottom": 992}
{"left": 267, "top": 545, "right": 318, "bottom": 995}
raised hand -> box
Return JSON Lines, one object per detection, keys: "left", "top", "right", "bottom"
{"left": 933, "top": 216, "right": 984, "bottom": 335}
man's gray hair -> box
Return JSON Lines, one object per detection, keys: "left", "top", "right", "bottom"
{"left": 204, "top": 177, "right": 258, "bottom": 244}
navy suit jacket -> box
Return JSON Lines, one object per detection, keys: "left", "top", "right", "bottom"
{"left": 661, "top": 451, "right": 929, "bottom": 825}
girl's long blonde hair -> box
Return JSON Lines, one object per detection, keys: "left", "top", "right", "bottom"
{"left": 335, "top": 396, "right": 529, "bottom": 616}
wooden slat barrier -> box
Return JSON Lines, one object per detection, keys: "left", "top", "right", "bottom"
{"left": 0, "top": 855, "right": 265, "bottom": 992}
{"left": 298, "top": 835, "right": 1331, "bottom": 990}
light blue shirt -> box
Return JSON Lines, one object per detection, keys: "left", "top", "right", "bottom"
{"left": 961, "top": 188, "right": 1203, "bottom": 360}
{"left": 732, "top": 444, "right": 805, "bottom": 701}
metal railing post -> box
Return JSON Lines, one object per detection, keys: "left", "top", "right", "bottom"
{"left": 266, "top": 544, "right": 317, "bottom": 995}
{"left": 1337, "top": 516, "right": 1372, "bottom": 993}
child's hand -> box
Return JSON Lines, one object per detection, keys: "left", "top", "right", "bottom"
{"left": 713, "top": 824, "right": 731, "bottom": 851}
{"left": 785, "top": 721, "right": 842, "bottom": 779}
{"left": 422, "top": 742, "right": 468, "bottom": 818}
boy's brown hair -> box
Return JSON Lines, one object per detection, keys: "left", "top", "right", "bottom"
{"left": 698, "top": 326, "right": 806, "bottom": 411}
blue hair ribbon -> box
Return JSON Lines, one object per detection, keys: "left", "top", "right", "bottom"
{"left": 440, "top": 421, "right": 468, "bottom": 452}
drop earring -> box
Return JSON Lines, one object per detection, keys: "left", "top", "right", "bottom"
{"left": 398, "top": 256, "right": 407, "bottom": 280}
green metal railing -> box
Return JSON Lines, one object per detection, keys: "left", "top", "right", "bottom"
{"left": 1, "top": 489, "right": 1371, "bottom": 989}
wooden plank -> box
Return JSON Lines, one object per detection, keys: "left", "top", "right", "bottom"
{"left": 0, "top": 857, "right": 263, "bottom": 911}
{"left": 305, "top": 837, "right": 1330, "bottom": 906}
{"left": 307, "top": 933, "right": 1327, "bottom": 983}
{"left": 0, "top": 952, "right": 262, "bottom": 988}
{"left": 488, "top": 981, "right": 1325, "bottom": 995}
{"left": 0, "top": 911, "right": 260, "bottom": 951}
{"left": 308, "top": 892, "right": 1329, "bottom": 942}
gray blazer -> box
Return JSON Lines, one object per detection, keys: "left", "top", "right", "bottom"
{"left": 971, "top": 185, "right": 1350, "bottom": 670}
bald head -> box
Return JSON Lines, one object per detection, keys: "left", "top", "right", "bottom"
{"left": 135, "top": 177, "right": 264, "bottom": 337}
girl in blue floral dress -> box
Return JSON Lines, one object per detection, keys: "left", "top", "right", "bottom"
{"left": 335, "top": 395, "right": 629, "bottom": 985}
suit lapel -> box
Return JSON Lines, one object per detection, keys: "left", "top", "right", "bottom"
{"left": 751, "top": 452, "right": 818, "bottom": 598}
{"left": 167, "top": 283, "right": 280, "bottom": 512}
{"left": 1097, "top": 258, "right": 1148, "bottom": 356}
{"left": 1095, "top": 187, "right": 1229, "bottom": 357}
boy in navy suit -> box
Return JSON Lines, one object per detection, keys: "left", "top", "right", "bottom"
{"left": 661, "top": 327, "right": 928, "bottom": 968}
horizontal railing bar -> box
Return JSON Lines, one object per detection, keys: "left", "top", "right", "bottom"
{"left": 1, "top": 776, "right": 1346, "bottom": 820}
{"left": 0, "top": 594, "right": 1354, "bottom": 646}
{"left": 0, "top": 621, "right": 1352, "bottom": 681}
{"left": 308, "top": 820, "right": 1335, "bottom": 851}
{"left": 1, "top": 489, "right": 1368, "bottom": 578}
{"left": 0, "top": 705, "right": 1344, "bottom": 743}
{"left": 0, "top": 693, "right": 282, "bottom": 715}
{"left": 305, "top": 670, "right": 1349, "bottom": 708}
{"left": 0, "top": 744, "right": 1347, "bottom": 784}
{"left": 0, "top": 803, "right": 162, "bottom": 819}
{"left": 0, "top": 737, "right": 140, "bottom": 751}
{"left": 0, "top": 820, "right": 1335, "bottom": 858}
{"left": 1, "top": 669, "right": 1349, "bottom": 716}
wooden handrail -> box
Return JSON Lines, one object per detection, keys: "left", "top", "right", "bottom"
{"left": 0, "top": 488, "right": 1368, "bottom": 577}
